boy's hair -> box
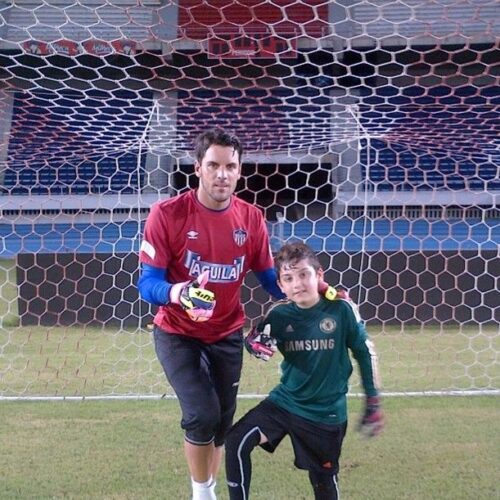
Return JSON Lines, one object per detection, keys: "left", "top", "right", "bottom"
{"left": 274, "top": 242, "right": 321, "bottom": 276}
{"left": 194, "top": 128, "right": 243, "bottom": 164}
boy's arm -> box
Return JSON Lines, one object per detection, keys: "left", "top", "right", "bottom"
{"left": 359, "top": 394, "right": 384, "bottom": 438}
{"left": 355, "top": 336, "right": 384, "bottom": 438}
{"left": 345, "top": 304, "right": 384, "bottom": 437}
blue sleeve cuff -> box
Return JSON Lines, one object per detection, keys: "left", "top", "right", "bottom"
{"left": 255, "top": 268, "right": 286, "bottom": 300}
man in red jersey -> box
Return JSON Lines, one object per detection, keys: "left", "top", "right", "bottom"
{"left": 138, "top": 128, "right": 285, "bottom": 500}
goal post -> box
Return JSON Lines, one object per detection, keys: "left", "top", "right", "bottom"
{"left": 0, "top": 0, "right": 498, "bottom": 400}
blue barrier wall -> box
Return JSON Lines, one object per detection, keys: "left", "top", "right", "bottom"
{"left": 1, "top": 217, "right": 498, "bottom": 258}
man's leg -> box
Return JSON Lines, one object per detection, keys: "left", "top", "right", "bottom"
{"left": 185, "top": 442, "right": 217, "bottom": 500}
{"left": 208, "top": 330, "right": 244, "bottom": 478}
{"left": 153, "top": 328, "right": 220, "bottom": 498}
{"left": 209, "top": 445, "right": 223, "bottom": 479}
{"left": 185, "top": 441, "right": 216, "bottom": 482}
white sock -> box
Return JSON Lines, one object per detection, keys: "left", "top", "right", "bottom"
{"left": 209, "top": 477, "right": 216, "bottom": 495}
{"left": 191, "top": 476, "right": 217, "bottom": 500}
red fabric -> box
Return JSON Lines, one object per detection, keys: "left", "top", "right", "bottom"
{"left": 140, "top": 190, "right": 273, "bottom": 343}
{"left": 178, "top": 0, "right": 328, "bottom": 38}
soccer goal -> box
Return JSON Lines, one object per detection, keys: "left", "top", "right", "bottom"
{"left": 0, "top": 0, "right": 498, "bottom": 400}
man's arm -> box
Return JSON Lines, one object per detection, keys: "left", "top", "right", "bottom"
{"left": 254, "top": 268, "right": 285, "bottom": 299}
{"left": 255, "top": 268, "right": 348, "bottom": 301}
{"left": 138, "top": 265, "right": 215, "bottom": 322}
{"left": 137, "top": 263, "right": 171, "bottom": 305}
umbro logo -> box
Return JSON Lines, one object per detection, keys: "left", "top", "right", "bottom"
{"left": 187, "top": 230, "right": 199, "bottom": 240}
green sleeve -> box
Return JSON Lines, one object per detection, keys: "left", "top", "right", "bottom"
{"left": 344, "top": 302, "right": 381, "bottom": 397}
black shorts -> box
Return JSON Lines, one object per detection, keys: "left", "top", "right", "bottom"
{"left": 233, "top": 398, "right": 347, "bottom": 473}
{"left": 153, "top": 327, "right": 243, "bottom": 446}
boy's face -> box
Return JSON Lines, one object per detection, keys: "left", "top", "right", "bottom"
{"left": 278, "top": 258, "right": 323, "bottom": 308}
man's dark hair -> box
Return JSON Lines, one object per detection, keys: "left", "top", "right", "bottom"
{"left": 274, "top": 242, "right": 321, "bottom": 276}
{"left": 194, "top": 128, "right": 243, "bottom": 164}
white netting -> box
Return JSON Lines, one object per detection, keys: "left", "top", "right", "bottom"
{"left": 0, "top": 0, "right": 498, "bottom": 399}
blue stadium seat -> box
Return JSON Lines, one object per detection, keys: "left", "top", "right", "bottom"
{"left": 360, "top": 137, "right": 497, "bottom": 192}
{"left": 359, "top": 85, "right": 497, "bottom": 192}
{"left": 3, "top": 90, "right": 152, "bottom": 195}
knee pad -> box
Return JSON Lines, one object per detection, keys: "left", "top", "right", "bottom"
{"left": 308, "top": 470, "right": 339, "bottom": 500}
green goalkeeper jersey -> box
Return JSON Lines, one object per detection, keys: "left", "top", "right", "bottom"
{"left": 262, "top": 296, "right": 380, "bottom": 425}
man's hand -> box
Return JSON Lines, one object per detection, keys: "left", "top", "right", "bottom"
{"left": 245, "top": 324, "right": 277, "bottom": 361}
{"left": 358, "top": 396, "right": 384, "bottom": 438}
{"left": 169, "top": 271, "right": 216, "bottom": 322}
{"left": 318, "top": 281, "right": 350, "bottom": 301}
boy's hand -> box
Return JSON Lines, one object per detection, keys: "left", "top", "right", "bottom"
{"left": 358, "top": 396, "right": 384, "bottom": 438}
{"left": 245, "top": 324, "right": 277, "bottom": 361}
{"left": 169, "top": 271, "right": 215, "bottom": 322}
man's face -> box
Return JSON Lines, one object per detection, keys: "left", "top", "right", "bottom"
{"left": 195, "top": 144, "right": 241, "bottom": 210}
{"left": 278, "top": 259, "right": 323, "bottom": 308}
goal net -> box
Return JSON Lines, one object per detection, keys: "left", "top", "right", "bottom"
{"left": 0, "top": 0, "right": 498, "bottom": 399}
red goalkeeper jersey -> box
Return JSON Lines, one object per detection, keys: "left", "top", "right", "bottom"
{"left": 140, "top": 189, "right": 274, "bottom": 343}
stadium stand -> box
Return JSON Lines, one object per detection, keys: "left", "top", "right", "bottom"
{"left": 3, "top": 90, "right": 152, "bottom": 195}
{"left": 360, "top": 138, "right": 500, "bottom": 193}
{"left": 0, "top": 220, "right": 141, "bottom": 257}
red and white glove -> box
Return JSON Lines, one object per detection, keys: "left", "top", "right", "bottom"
{"left": 319, "top": 282, "right": 362, "bottom": 321}
{"left": 358, "top": 396, "right": 384, "bottom": 438}
{"left": 244, "top": 324, "right": 277, "bottom": 361}
{"left": 169, "top": 271, "right": 215, "bottom": 322}
{"left": 318, "top": 281, "right": 350, "bottom": 301}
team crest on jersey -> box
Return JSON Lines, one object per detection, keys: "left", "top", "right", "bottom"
{"left": 319, "top": 317, "right": 336, "bottom": 334}
{"left": 233, "top": 228, "right": 247, "bottom": 247}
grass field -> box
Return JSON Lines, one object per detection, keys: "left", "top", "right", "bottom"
{"left": 0, "top": 324, "right": 498, "bottom": 398}
{"left": 1, "top": 258, "right": 499, "bottom": 498}
{"left": 1, "top": 257, "right": 498, "bottom": 398}
{"left": 0, "top": 397, "right": 498, "bottom": 499}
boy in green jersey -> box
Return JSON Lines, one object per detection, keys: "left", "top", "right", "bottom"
{"left": 225, "top": 242, "right": 384, "bottom": 500}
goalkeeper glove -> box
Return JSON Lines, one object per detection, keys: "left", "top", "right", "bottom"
{"left": 318, "top": 281, "right": 350, "bottom": 301}
{"left": 358, "top": 396, "right": 384, "bottom": 438}
{"left": 244, "top": 324, "right": 277, "bottom": 361}
{"left": 169, "top": 271, "right": 216, "bottom": 322}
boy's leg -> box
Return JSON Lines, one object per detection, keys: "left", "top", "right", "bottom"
{"left": 308, "top": 471, "right": 340, "bottom": 500}
{"left": 288, "top": 419, "right": 347, "bottom": 500}
{"left": 225, "top": 425, "right": 262, "bottom": 500}
{"left": 225, "top": 400, "right": 287, "bottom": 500}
